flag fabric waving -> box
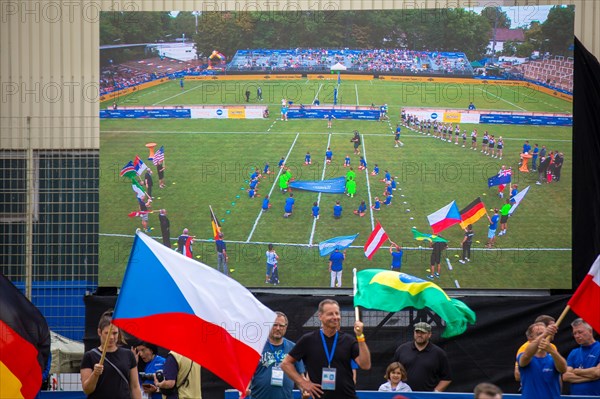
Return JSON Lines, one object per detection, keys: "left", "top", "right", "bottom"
{"left": 487, "top": 168, "right": 512, "bottom": 187}
{"left": 508, "top": 186, "right": 530, "bottom": 216}
{"left": 153, "top": 146, "right": 165, "bottom": 166}
{"left": 568, "top": 255, "right": 600, "bottom": 334}
{"left": 131, "top": 181, "right": 146, "bottom": 199}
{"left": 128, "top": 210, "right": 151, "bottom": 218}
{"left": 112, "top": 232, "right": 276, "bottom": 395}
{"left": 134, "top": 155, "right": 149, "bottom": 176}
{"left": 120, "top": 161, "right": 136, "bottom": 178}
{"left": 0, "top": 273, "right": 51, "bottom": 399}
{"left": 354, "top": 269, "right": 476, "bottom": 337}
{"left": 364, "top": 222, "right": 389, "bottom": 259}
{"left": 210, "top": 206, "right": 221, "bottom": 240}
{"left": 459, "top": 197, "right": 487, "bottom": 229}
{"left": 411, "top": 228, "right": 448, "bottom": 243}
{"left": 427, "top": 201, "right": 461, "bottom": 234}
{"left": 318, "top": 234, "right": 359, "bottom": 257}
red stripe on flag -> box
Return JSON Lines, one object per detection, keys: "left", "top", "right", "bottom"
{"left": 0, "top": 320, "right": 41, "bottom": 399}
{"left": 113, "top": 313, "right": 261, "bottom": 394}
{"left": 431, "top": 219, "right": 460, "bottom": 234}
{"left": 364, "top": 222, "right": 389, "bottom": 259}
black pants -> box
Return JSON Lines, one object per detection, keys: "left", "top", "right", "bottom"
{"left": 161, "top": 229, "right": 171, "bottom": 248}
{"left": 462, "top": 242, "right": 471, "bottom": 259}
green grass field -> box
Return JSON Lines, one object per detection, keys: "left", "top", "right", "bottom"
{"left": 99, "top": 78, "right": 572, "bottom": 289}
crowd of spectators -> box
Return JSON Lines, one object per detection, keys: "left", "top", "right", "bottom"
{"left": 100, "top": 57, "right": 208, "bottom": 95}
{"left": 227, "top": 48, "right": 474, "bottom": 75}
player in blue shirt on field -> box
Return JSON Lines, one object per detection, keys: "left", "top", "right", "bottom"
{"left": 390, "top": 177, "right": 397, "bottom": 190}
{"left": 486, "top": 208, "right": 500, "bottom": 248}
{"left": 510, "top": 184, "right": 519, "bottom": 204}
{"left": 312, "top": 202, "right": 320, "bottom": 219}
{"left": 389, "top": 242, "right": 403, "bottom": 271}
{"left": 278, "top": 157, "right": 285, "bottom": 168}
{"left": 283, "top": 193, "right": 295, "bottom": 218}
{"left": 344, "top": 155, "right": 351, "bottom": 167}
{"left": 384, "top": 194, "right": 393, "bottom": 206}
{"left": 248, "top": 188, "right": 257, "bottom": 198}
{"left": 305, "top": 152, "right": 312, "bottom": 165}
{"left": 263, "top": 162, "right": 270, "bottom": 175}
{"left": 383, "top": 184, "right": 393, "bottom": 197}
{"left": 383, "top": 170, "right": 391, "bottom": 183}
{"left": 249, "top": 179, "right": 258, "bottom": 190}
{"left": 353, "top": 200, "right": 367, "bottom": 217}
{"left": 395, "top": 124, "right": 403, "bottom": 147}
{"left": 371, "top": 164, "right": 380, "bottom": 176}
{"left": 358, "top": 156, "right": 367, "bottom": 171}
{"left": 325, "top": 147, "right": 333, "bottom": 164}
{"left": 262, "top": 195, "right": 271, "bottom": 211}
{"left": 333, "top": 200, "right": 343, "bottom": 219}
{"left": 372, "top": 197, "right": 381, "bottom": 210}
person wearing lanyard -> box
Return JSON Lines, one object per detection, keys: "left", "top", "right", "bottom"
{"left": 281, "top": 299, "right": 371, "bottom": 399}
{"left": 246, "top": 312, "right": 305, "bottom": 399}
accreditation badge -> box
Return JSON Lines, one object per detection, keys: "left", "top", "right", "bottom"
{"left": 321, "top": 367, "right": 336, "bottom": 390}
{"left": 270, "top": 366, "right": 284, "bottom": 386}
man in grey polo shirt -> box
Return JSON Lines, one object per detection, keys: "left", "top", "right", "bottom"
{"left": 392, "top": 322, "right": 452, "bottom": 392}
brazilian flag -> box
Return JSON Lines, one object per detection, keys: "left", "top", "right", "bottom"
{"left": 354, "top": 269, "right": 475, "bottom": 337}
{"left": 0, "top": 273, "right": 50, "bottom": 399}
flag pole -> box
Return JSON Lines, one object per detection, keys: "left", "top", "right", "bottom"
{"left": 99, "top": 323, "right": 113, "bottom": 365}
{"left": 353, "top": 268, "right": 359, "bottom": 321}
{"left": 554, "top": 305, "right": 571, "bottom": 328}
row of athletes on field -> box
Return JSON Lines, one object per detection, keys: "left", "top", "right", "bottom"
{"left": 401, "top": 112, "right": 507, "bottom": 159}
{"left": 81, "top": 304, "right": 600, "bottom": 399}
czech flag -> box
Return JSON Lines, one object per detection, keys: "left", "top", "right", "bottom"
{"left": 112, "top": 232, "right": 276, "bottom": 394}
{"left": 568, "top": 255, "right": 600, "bottom": 334}
{"left": 0, "top": 273, "right": 50, "bottom": 399}
{"left": 364, "top": 222, "right": 389, "bottom": 259}
{"left": 427, "top": 201, "right": 461, "bottom": 234}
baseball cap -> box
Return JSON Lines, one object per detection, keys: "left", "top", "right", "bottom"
{"left": 414, "top": 322, "right": 432, "bottom": 333}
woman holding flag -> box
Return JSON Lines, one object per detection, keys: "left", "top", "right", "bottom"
{"left": 80, "top": 310, "right": 142, "bottom": 399}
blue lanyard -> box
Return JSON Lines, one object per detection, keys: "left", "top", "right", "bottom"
{"left": 320, "top": 330, "right": 338, "bottom": 368}
{"left": 267, "top": 342, "right": 283, "bottom": 364}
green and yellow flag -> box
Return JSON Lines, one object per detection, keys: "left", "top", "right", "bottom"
{"left": 354, "top": 269, "right": 475, "bottom": 337}
{"left": 411, "top": 228, "right": 448, "bottom": 243}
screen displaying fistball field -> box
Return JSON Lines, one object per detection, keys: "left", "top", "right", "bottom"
{"left": 99, "top": 6, "right": 573, "bottom": 289}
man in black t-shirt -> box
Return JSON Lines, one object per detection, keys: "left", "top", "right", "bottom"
{"left": 281, "top": 299, "right": 371, "bottom": 399}
{"left": 393, "top": 322, "right": 452, "bottom": 392}
{"left": 428, "top": 241, "right": 448, "bottom": 280}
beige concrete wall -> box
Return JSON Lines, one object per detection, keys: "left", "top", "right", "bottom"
{"left": 1, "top": 0, "right": 597, "bottom": 150}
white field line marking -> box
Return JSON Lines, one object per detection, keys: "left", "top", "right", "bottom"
{"left": 476, "top": 85, "right": 527, "bottom": 111}
{"left": 99, "top": 233, "right": 573, "bottom": 251}
{"left": 246, "top": 132, "right": 300, "bottom": 242}
{"left": 309, "top": 132, "right": 334, "bottom": 246}
{"left": 361, "top": 134, "right": 376, "bottom": 230}
{"left": 152, "top": 82, "right": 205, "bottom": 105}
{"left": 101, "top": 130, "right": 573, "bottom": 143}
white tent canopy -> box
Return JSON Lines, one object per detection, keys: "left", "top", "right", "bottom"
{"left": 330, "top": 62, "right": 347, "bottom": 71}
{"left": 50, "top": 331, "right": 84, "bottom": 373}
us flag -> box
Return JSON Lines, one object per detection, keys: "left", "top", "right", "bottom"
{"left": 152, "top": 146, "right": 164, "bottom": 165}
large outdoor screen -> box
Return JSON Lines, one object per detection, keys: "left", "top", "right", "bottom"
{"left": 99, "top": 5, "right": 574, "bottom": 290}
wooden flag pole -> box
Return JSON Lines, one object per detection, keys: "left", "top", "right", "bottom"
{"left": 554, "top": 305, "right": 571, "bottom": 328}
{"left": 99, "top": 323, "right": 113, "bottom": 365}
{"left": 353, "top": 268, "right": 359, "bottom": 321}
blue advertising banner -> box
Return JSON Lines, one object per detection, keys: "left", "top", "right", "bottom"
{"left": 287, "top": 108, "right": 380, "bottom": 120}
{"left": 100, "top": 109, "right": 191, "bottom": 119}
{"left": 289, "top": 176, "right": 347, "bottom": 193}
{"left": 480, "top": 113, "right": 572, "bottom": 126}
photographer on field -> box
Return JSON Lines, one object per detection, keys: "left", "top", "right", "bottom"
{"left": 154, "top": 351, "right": 201, "bottom": 399}
{"left": 135, "top": 342, "right": 165, "bottom": 399}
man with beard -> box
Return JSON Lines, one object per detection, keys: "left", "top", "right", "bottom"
{"left": 392, "top": 322, "right": 452, "bottom": 392}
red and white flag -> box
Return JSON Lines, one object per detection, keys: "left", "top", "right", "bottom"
{"left": 568, "top": 255, "right": 600, "bottom": 334}
{"left": 364, "top": 222, "right": 389, "bottom": 259}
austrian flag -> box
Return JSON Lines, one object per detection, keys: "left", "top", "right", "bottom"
{"left": 364, "top": 222, "right": 389, "bottom": 259}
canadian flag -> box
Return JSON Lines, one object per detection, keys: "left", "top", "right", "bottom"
{"left": 364, "top": 222, "right": 389, "bottom": 260}
{"left": 568, "top": 255, "right": 600, "bottom": 334}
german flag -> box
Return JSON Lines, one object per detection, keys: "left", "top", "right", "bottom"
{"left": 210, "top": 205, "right": 222, "bottom": 240}
{"left": 459, "top": 197, "right": 487, "bottom": 229}
{"left": 0, "top": 273, "right": 50, "bottom": 399}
